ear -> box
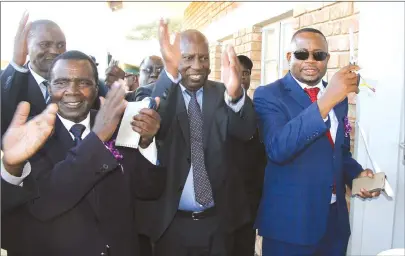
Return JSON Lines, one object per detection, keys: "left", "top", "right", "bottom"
{"left": 286, "top": 52, "right": 292, "bottom": 64}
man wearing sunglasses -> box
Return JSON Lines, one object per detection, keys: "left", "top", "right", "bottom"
{"left": 253, "top": 28, "right": 380, "bottom": 256}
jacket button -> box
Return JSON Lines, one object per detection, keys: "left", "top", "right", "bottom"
{"left": 102, "top": 164, "right": 109, "bottom": 171}
{"left": 178, "top": 185, "right": 184, "bottom": 192}
{"left": 187, "top": 157, "right": 191, "bottom": 164}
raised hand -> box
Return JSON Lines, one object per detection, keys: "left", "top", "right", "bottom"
{"left": 2, "top": 102, "right": 58, "bottom": 176}
{"left": 221, "top": 45, "right": 243, "bottom": 100}
{"left": 158, "top": 18, "right": 181, "bottom": 78}
{"left": 318, "top": 64, "right": 360, "bottom": 118}
{"left": 13, "top": 11, "right": 31, "bottom": 67}
{"left": 105, "top": 59, "right": 125, "bottom": 88}
{"left": 93, "top": 81, "right": 127, "bottom": 142}
{"left": 131, "top": 97, "right": 161, "bottom": 148}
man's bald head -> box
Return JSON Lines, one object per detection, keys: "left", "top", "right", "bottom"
{"left": 180, "top": 29, "right": 209, "bottom": 52}
{"left": 26, "top": 19, "right": 66, "bottom": 79}
{"left": 28, "top": 20, "right": 61, "bottom": 39}
{"left": 139, "top": 55, "right": 164, "bottom": 86}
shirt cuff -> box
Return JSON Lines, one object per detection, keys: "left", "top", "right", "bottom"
{"left": 165, "top": 70, "right": 182, "bottom": 84}
{"left": 224, "top": 88, "right": 246, "bottom": 113}
{"left": 1, "top": 161, "right": 31, "bottom": 186}
{"left": 10, "top": 60, "right": 29, "bottom": 73}
{"left": 138, "top": 138, "right": 158, "bottom": 165}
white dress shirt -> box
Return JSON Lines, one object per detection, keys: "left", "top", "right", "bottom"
{"left": 1, "top": 113, "right": 158, "bottom": 186}
{"left": 292, "top": 76, "right": 338, "bottom": 204}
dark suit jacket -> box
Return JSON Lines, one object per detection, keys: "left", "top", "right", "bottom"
{"left": 1, "top": 176, "right": 38, "bottom": 215}
{"left": 136, "top": 72, "right": 256, "bottom": 241}
{"left": 1, "top": 64, "right": 108, "bottom": 132}
{"left": 125, "top": 82, "right": 155, "bottom": 102}
{"left": 253, "top": 72, "right": 363, "bottom": 245}
{"left": 1, "top": 110, "right": 166, "bottom": 255}
{"left": 231, "top": 128, "right": 266, "bottom": 220}
{"left": 1, "top": 63, "right": 45, "bottom": 136}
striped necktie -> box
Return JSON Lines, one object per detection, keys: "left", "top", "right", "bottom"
{"left": 42, "top": 80, "right": 50, "bottom": 103}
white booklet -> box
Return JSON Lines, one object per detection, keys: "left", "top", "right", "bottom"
{"left": 115, "top": 100, "right": 150, "bottom": 149}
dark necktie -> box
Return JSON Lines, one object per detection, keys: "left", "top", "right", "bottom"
{"left": 304, "top": 87, "right": 336, "bottom": 194}
{"left": 42, "top": 80, "right": 50, "bottom": 103}
{"left": 69, "top": 124, "right": 86, "bottom": 145}
{"left": 186, "top": 90, "right": 213, "bottom": 206}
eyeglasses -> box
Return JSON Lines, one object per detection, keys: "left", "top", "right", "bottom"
{"left": 293, "top": 50, "right": 329, "bottom": 61}
{"left": 141, "top": 67, "right": 163, "bottom": 75}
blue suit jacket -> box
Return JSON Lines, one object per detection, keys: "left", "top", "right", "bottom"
{"left": 253, "top": 72, "right": 363, "bottom": 245}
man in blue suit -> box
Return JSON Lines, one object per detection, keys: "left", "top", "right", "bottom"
{"left": 254, "top": 28, "right": 380, "bottom": 256}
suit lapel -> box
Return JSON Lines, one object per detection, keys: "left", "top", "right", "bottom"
{"left": 333, "top": 100, "right": 346, "bottom": 147}
{"left": 176, "top": 86, "right": 191, "bottom": 151}
{"left": 27, "top": 73, "right": 47, "bottom": 113}
{"left": 45, "top": 116, "right": 75, "bottom": 166}
{"left": 202, "top": 82, "right": 219, "bottom": 149}
{"left": 321, "top": 80, "right": 347, "bottom": 147}
{"left": 282, "top": 72, "right": 312, "bottom": 109}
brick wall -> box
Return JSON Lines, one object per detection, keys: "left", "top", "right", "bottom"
{"left": 232, "top": 27, "right": 262, "bottom": 98}
{"left": 293, "top": 1, "right": 359, "bottom": 151}
{"left": 184, "top": 2, "right": 263, "bottom": 98}
{"left": 183, "top": 2, "right": 240, "bottom": 31}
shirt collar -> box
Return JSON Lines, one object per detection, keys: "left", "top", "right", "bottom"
{"left": 291, "top": 74, "right": 325, "bottom": 92}
{"left": 28, "top": 63, "right": 47, "bottom": 85}
{"left": 179, "top": 83, "right": 204, "bottom": 95}
{"left": 57, "top": 112, "right": 91, "bottom": 135}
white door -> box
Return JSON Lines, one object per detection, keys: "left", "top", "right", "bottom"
{"left": 347, "top": 2, "right": 405, "bottom": 256}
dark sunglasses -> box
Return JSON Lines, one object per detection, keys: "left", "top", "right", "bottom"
{"left": 293, "top": 50, "right": 329, "bottom": 61}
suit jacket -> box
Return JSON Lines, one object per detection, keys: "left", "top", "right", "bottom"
{"left": 1, "top": 176, "right": 38, "bottom": 215}
{"left": 125, "top": 82, "right": 155, "bottom": 102}
{"left": 136, "top": 72, "right": 256, "bottom": 241}
{"left": 1, "top": 64, "right": 46, "bottom": 136}
{"left": 1, "top": 110, "right": 166, "bottom": 256}
{"left": 253, "top": 72, "right": 363, "bottom": 245}
{"left": 231, "top": 128, "right": 266, "bottom": 220}
{"left": 1, "top": 64, "right": 108, "bottom": 132}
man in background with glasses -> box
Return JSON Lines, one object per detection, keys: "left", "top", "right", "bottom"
{"left": 253, "top": 28, "right": 380, "bottom": 256}
{"left": 105, "top": 55, "right": 164, "bottom": 102}
{"left": 129, "top": 55, "right": 164, "bottom": 102}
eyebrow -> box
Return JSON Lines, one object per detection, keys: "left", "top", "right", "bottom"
{"left": 296, "top": 48, "right": 325, "bottom": 52}
{"left": 52, "top": 77, "right": 95, "bottom": 83}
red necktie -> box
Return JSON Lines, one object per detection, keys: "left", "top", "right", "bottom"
{"left": 304, "top": 87, "right": 336, "bottom": 194}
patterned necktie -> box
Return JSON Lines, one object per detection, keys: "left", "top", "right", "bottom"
{"left": 42, "top": 80, "right": 50, "bottom": 103}
{"left": 304, "top": 87, "right": 336, "bottom": 194}
{"left": 69, "top": 124, "right": 86, "bottom": 145}
{"left": 186, "top": 90, "right": 213, "bottom": 206}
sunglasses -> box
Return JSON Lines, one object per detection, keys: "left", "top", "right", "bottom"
{"left": 293, "top": 50, "right": 329, "bottom": 61}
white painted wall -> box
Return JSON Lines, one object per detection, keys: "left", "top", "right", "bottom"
{"left": 348, "top": 2, "right": 405, "bottom": 255}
